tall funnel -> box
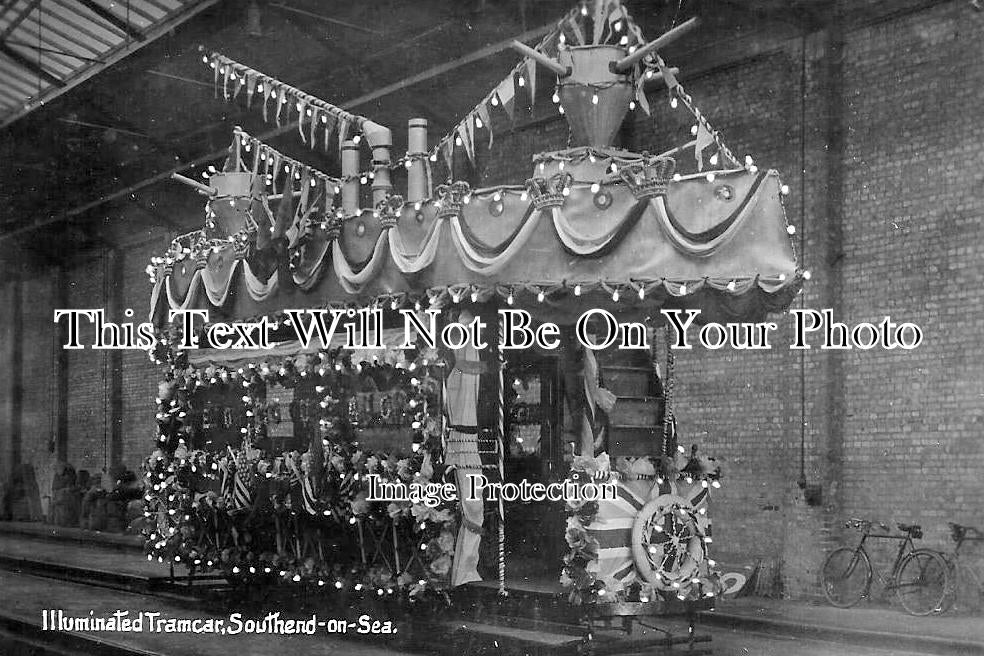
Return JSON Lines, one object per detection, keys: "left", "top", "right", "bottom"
{"left": 557, "top": 45, "right": 634, "bottom": 148}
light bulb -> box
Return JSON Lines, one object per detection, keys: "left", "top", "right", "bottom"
{"left": 691, "top": 124, "right": 699, "bottom": 136}
{"left": 638, "top": 287, "right": 645, "bottom": 300}
{"left": 787, "top": 225, "right": 796, "bottom": 235}
{"left": 475, "top": 117, "right": 484, "bottom": 129}
{"left": 591, "top": 93, "right": 599, "bottom": 105}
{"left": 491, "top": 95, "right": 499, "bottom": 106}
{"left": 670, "top": 97, "right": 678, "bottom": 109}
{"left": 552, "top": 92, "right": 560, "bottom": 104}
{"left": 558, "top": 105, "right": 565, "bottom": 115}
{"left": 507, "top": 293, "right": 514, "bottom": 305}
{"left": 612, "top": 290, "right": 619, "bottom": 302}
{"left": 537, "top": 291, "right": 545, "bottom": 302}
{"left": 590, "top": 182, "right": 600, "bottom": 193}
{"left": 574, "top": 284, "right": 581, "bottom": 296}
{"left": 629, "top": 100, "right": 636, "bottom": 110}
{"left": 518, "top": 76, "right": 525, "bottom": 87}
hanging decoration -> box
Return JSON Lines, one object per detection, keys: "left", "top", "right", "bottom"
{"left": 423, "top": 1, "right": 655, "bottom": 174}
{"left": 143, "top": 333, "right": 458, "bottom": 600}
{"left": 202, "top": 50, "right": 389, "bottom": 158}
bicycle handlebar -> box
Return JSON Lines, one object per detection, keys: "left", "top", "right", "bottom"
{"left": 949, "top": 522, "right": 983, "bottom": 542}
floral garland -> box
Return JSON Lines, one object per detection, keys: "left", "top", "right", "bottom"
{"left": 143, "top": 334, "right": 457, "bottom": 600}
{"left": 560, "top": 451, "right": 723, "bottom": 606}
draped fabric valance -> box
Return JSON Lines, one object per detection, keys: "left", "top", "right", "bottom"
{"left": 151, "top": 168, "right": 801, "bottom": 326}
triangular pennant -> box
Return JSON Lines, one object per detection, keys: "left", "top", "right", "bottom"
{"left": 297, "top": 101, "right": 307, "bottom": 144}
{"left": 262, "top": 83, "right": 271, "bottom": 122}
{"left": 251, "top": 141, "right": 261, "bottom": 175}
{"left": 636, "top": 76, "right": 651, "bottom": 115}
{"left": 271, "top": 152, "right": 282, "bottom": 194}
{"left": 592, "top": 0, "right": 606, "bottom": 44}
{"left": 525, "top": 57, "right": 537, "bottom": 104}
{"left": 567, "top": 15, "right": 585, "bottom": 45}
{"left": 476, "top": 102, "right": 493, "bottom": 149}
{"left": 695, "top": 122, "right": 714, "bottom": 172}
{"left": 325, "top": 178, "right": 336, "bottom": 213}
{"left": 290, "top": 168, "right": 311, "bottom": 244}
{"left": 459, "top": 117, "right": 474, "bottom": 164}
{"left": 496, "top": 78, "right": 515, "bottom": 120}
{"left": 656, "top": 56, "right": 679, "bottom": 89}
{"left": 443, "top": 138, "right": 454, "bottom": 177}
{"left": 276, "top": 87, "right": 287, "bottom": 126}
{"left": 212, "top": 57, "right": 219, "bottom": 98}
{"left": 323, "top": 112, "right": 337, "bottom": 153}
{"left": 309, "top": 108, "right": 318, "bottom": 149}
{"left": 222, "top": 64, "right": 232, "bottom": 100}
{"left": 246, "top": 74, "right": 256, "bottom": 108}
{"left": 232, "top": 73, "right": 243, "bottom": 100}
{"left": 338, "top": 118, "right": 350, "bottom": 155}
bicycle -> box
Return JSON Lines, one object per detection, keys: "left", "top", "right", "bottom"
{"left": 820, "top": 518, "right": 950, "bottom": 616}
{"left": 940, "top": 522, "right": 984, "bottom": 613}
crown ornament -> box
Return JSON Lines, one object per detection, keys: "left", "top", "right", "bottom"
{"left": 618, "top": 156, "right": 676, "bottom": 199}
{"left": 435, "top": 181, "right": 471, "bottom": 220}
{"left": 524, "top": 171, "right": 573, "bottom": 209}
{"left": 376, "top": 193, "right": 405, "bottom": 229}
{"left": 325, "top": 215, "right": 343, "bottom": 241}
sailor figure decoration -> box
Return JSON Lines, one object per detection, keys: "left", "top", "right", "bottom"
{"left": 442, "top": 307, "right": 496, "bottom": 587}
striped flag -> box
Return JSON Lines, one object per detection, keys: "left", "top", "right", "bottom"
{"left": 284, "top": 456, "right": 317, "bottom": 515}
{"left": 584, "top": 465, "right": 712, "bottom": 593}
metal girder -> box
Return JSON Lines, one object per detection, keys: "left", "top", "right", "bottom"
{"left": 0, "top": 0, "right": 41, "bottom": 41}
{"left": 0, "top": 42, "right": 64, "bottom": 86}
{"left": 76, "top": 0, "right": 145, "bottom": 41}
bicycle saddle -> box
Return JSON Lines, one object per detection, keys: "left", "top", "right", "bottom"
{"left": 898, "top": 523, "right": 922, "bottom": 538}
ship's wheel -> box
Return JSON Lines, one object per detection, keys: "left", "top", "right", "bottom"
{"left": 631, "top": 494, "right": 706, "bottom": 588}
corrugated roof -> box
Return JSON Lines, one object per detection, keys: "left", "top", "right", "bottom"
{"left": 0, "top": 0, "right": 218, "bottom": 127}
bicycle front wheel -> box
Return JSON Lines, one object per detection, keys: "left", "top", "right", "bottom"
{"left": 821, "top": 546, "right": 871, "bottom": 608}
{"left": 895, "top": 549, "right": 949, "bottom": 616}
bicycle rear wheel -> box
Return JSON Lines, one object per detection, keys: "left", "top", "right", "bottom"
{"left": 821, "top": 547, "right": 871, "bottom": 608}
{"left": 895, "top": 549, "right": 949, "bottom": 616}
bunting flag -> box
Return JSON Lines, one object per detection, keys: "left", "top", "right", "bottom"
{"left": 246, "top": 74, "right": 257, "bottom": 108}
{"left": 694, "top": 122, "right": 715, "bottom": 172}
{"left": 419, "top": 1, "right": 663, "bottom": 173}
{"left": 656, "top": 56, "right": 679, "bottom": 90}
{"left": 284, "top": 456, "right": 317, "bottom": 515}
{"left": 204, "top": 51, "right": 388, "bottom": 158}
{"left": 231, "top": 128, "right": 341, "bottom": 226}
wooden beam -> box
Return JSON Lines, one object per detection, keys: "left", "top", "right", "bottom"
{"left": 77, "top": 0, "right": 145, "bottom": 41}
{"left": 0, "top": 43, "right": 64, "bottom": 86}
